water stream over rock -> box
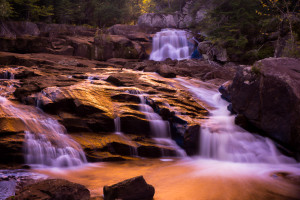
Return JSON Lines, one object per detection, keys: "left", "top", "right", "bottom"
{"left": 177, "top": 78, "right": 296, "bottom": 164}
{"left": 138, "top": 94, "right": 186, "bottom": 157}
{"left": 0, "top": 97, "right": 87, "bottom": 168}
{"left": 150, "top": 29, "right": 192, "bottom": 61}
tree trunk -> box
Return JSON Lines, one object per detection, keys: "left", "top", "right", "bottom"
{"left": 274, "top": 18, "right": 285, "bottom": 58}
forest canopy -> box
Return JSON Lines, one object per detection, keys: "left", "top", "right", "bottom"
{"left": 0, "top": 0, "right": 188, "bottom": 26}
{"left": 0, "top": 0, "right": 299, "bottom": 61}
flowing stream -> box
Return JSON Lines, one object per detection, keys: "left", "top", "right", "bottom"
{"left": 0, "top": 97, "right": 87, "bottom": 168}
{"left": 150, "top": 29, "right": 192, "bottom": 61}
{"left": 177, "top": 78, "right": 296, "bottom": 164}
{"left": 138, "top": 94, "right": 186, "bottom": 157}
{"left": 1, "top": 29, "right": 300, "bottom": 200}
{"left": 28, "top": 77, "right": 300, "bottom": 200}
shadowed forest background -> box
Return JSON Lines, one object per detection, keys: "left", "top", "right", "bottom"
{"left": 1, "top": 0, "right": 299, "bottom": 63}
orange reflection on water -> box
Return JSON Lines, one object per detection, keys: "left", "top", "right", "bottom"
{"left": 36, "top": 159, "right": 300, "bottom": 200}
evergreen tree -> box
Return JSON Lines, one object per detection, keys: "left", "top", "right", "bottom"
{"left": 9, "top": 0, "right": 53, "bottom": 21}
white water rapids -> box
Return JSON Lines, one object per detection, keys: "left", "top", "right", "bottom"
{"left": 150, "top": 29, "right": 192, "bottom": 61}
{"left": 177, "top": 78, "right": 296, "bottom": 164}
{"left": 138, "top": 94, "right": 186, "bottom": 157}
{"left": 0, "top": 97, "right": 87, "bottom": 168}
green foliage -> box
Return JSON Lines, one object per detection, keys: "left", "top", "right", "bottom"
{"left": 282, "top": 36, "right": 300, "bottom": 58}
{"left": 199, "top": 0, "right": 263, "bottom": 61}
{"left": 1, "top": 0, "right": 188, "bottom": 26}
{"left": 152, "top": 0, "right": 187, "bottom": 13}
{"left": 192, "top": 0, "right": 300, "bottom": 63}
{"left": 251, "top": 64, "right": 261, "bottom": 75}
{"left": 6, "top": 0, "right": 146, "bottom": 26}
{"left": 0, "top": 0, "right": 13, "bottom": 18}
{"left": 8, "top": 0, "right": 53, "bottom": 21}
{"left": 257, "top": 44, "right": 274, "bottom": 59}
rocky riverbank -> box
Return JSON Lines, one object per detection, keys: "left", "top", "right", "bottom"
{"left": 0, "top": 23, "right": 299, "bottom": 166}
{"left": 0, "top": 50, "right": 241, "bottom": 167}
{"left": 221, "top": 57, "right": 300, "bottom": 159}
{"left": 0, "top": 20, "right": 300, "bottom": 200}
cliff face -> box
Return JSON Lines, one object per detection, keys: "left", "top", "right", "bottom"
{"left": 137, "top": 0, "right": 216, "bottom": 30}
{"left": 0, "top": 22, "right": 152, "bottom": 61}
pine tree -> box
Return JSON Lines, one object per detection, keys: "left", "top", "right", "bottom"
{"left": 9, "top": 0, "right": 53, "bottom": 21}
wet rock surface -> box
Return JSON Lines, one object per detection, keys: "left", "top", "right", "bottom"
{"left": 229, "top": 58, "right": 300, "bottom": 157}
{"left": 9, "top": 179, "right": 90, "bottom": 200}
{"left": 124, "top": 59, "right": 239, "bottom": 82}
{"left": 103, "top": 176, "right": 155, "bottom": 200}
{"left": 0, "top": 51, "right": 219, "bottom": 164}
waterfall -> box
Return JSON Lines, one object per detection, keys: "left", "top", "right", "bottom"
{"left": 1, "top": 70, "right": 15, "bottom": 80}
{"left": 177, "top": 78, "right": 296, "bottom": 164}
{"left": 138, "top": 94, "right": 186, "bottom": 157}
{"left": 150, "top": 29, "right": 193, "bottom": 61}
{"left": 139, "top": 95, "right": 170, "bottom": 138}
{"left": 114, "top": 116, "right": 121, "bottom": 135}
{"left": 113, "top": 116, "right": 138, "bottom": 156}
{"left": 0, "top": 97, "right": 87, "bottom": 168}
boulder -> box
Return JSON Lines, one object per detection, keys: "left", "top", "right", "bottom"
{"left": 107, "top": 24, "right": 150, "bottom": 42}
{"left": 106, "top": 75, "right": 124, "bottom": 86}
{"left": 93, "top": 34, "right": 141, "bottom": 60}
{"left": 198, "top": 41, "right": 228, "bottom": 62}
{"left": 218, "top": 80, "right": 232, "bottom": 102}
{"left": 103, "top": 176, "right": 155, "bottom": 200}
{"left": 229, "top": 58, "right": 300, "bottom": 156}
{"left": 10, "top": 179, "right": 90, "bottom": 200}
{"left": 0, "top": 21, "right": 40, "bottom": 38}
{"left": 157, "top": 64, "right": 176, "bottom": 78}
{"left": 138, "top": 13, "right": 177, "bottom": 30}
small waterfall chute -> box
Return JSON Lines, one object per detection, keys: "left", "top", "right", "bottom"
{"left": 138, "top": 94, "right": 186, "bottom": 157}
{"left": 0, "top": 96, "right": 87, "bottom": 168}
{"left": 150, "top": 29, "right": 193, "bottom": 61}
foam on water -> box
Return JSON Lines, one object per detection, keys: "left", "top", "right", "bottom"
{"left": 150, "top": 29, "right": 192, "bottom": 61}
{"left": 138, "top": 94, "right": 186, "bottom": 157}
{"left": 0, "top": 96, "right": 87, "bottom": 168}
{"left": 177, "top": 78, "right": 297, "bottom": 164}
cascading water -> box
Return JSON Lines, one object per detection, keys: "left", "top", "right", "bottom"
{"left": 113, "top": 116, "right": 138, "bottom": 156}
{"left": 139, "top": 95, "right": 170, "bottom": 138}
{"left": 0, "top": 97, "right": 87, "bottom": 167}
{"left": 150, "top": 29, "right": 193, "bottom": 61}
{"left": 138, "top": 94, "right": 186, "bottom": 157}
{"left": 177, "top": 78, "right": 296, "bottom": 164}
{"left": 114, "top": 116, "right": 122, "bottom": 135}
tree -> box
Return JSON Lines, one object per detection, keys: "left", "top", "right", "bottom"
{"left": 10, "top": 0, "right": 53, "bottom": 21}
{"left": 199, "top": 0, "right": 264, "bottom": 62}
{"left": 0, "top": 0, "right": 13, "bottom": 18}
{"left": 258, "top": 0, "right": 300, "bottom": 57}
